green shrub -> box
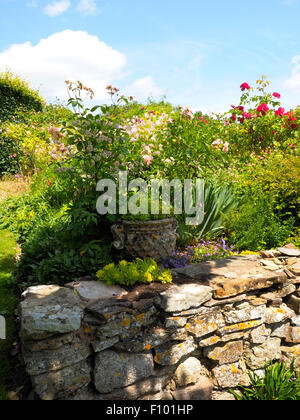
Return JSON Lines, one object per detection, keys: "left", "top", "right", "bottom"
{"left": 96, "top": 258, "right": 173, "bottom": 287}
{"left": 230, "top": 359, "right": 300, "bottom": 400}
{"left": 17, "top": 232, "right": 112, "bottom": 290}
{"left": 225, "top": 195, "right": 295, "bottom": 251}
{"left": 0, "top": 134, "right": 21, "bottom": 176}
{"left": 0, "top": 71, "right": 44, "bottom": 122}
{"left": 232, "top": 155, "right": 300, "bottom": 223}
{"left": 0, "top": 167, "right": 115, "bottom": 288}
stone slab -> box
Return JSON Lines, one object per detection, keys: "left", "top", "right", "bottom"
{"left": 174, "top": 357, "right": 202, "bottom": 387}
{"left": 173, "top": 257, "right": 287, "bottom": 299}
{"left": 244, "top": 338, "right": 281, "bottom": 370}
{"left": 23, "top": 342, "right": 92, "bottom": 376}
{"left": 154, "top": 337, "right": 197, "bottom": 366}
{"left": 21, "top": 285, "right": 84, "bottom": 340}
{"left": 224, "top": 305, "right": 266, "bottom": 324}
{"left": 172, "top": 376, "right": 213, "bottom": 400}
{"left": 158, "top": 283, "right": 213, "bottom": 312}
{"left": 290, "top": 262, "right": 300, "bottom": 276}
{"left": 31, "top": 360, "right": 91, "bottom": 400}
{"left": 66, "top": 280, "right": 127, "bottom": 302}
{"left": 278, "top": 248, "right": 300, "bottom": 257}
{"left": 94, "top": 350, "right": 154, "bottom": 393}
{"left": 212, "top": 363, "right": 243, "bottom": 388}
{"left": 203, "top": 340, "right": 244, "bottom": 364}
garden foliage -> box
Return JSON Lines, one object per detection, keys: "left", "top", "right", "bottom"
{"left": 0, "top": 74, "right": 299, "bottom": 288}
{"left": 230, "top": 359, "right": 300, "bottom": 400}
{"left": 96, "top": 258, "right": 173, "bottom": 287}
{"left": 0, "top": 70, "right": 44, "bottom": 122}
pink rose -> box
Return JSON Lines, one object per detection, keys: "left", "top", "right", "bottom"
{"left": 273, "top": 92, "right": 281, "bottom": 99}
{"left": 275, "top": 107, "right": 285, "bottom": 117}
{"left": 222, "top": 142, "right": 229, "bottom": 153}
{"left": 142, "top": 155, "right": 153, "bottom": 166}
{"left": 257, "top": 103, "right": 269, "bottom": 116}
{"left": 240, "top": 82, "right": 251, "bottom": 91}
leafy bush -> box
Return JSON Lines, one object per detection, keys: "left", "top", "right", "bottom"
{"left": 13, "top": 200, "right": 114, "bottom": 289}
{"left": 17, "top": 233, "right": 112, "bottom": 290}
{"left": 225, "top": 195, "right": 295, "bottom": 251}
{"left": 223, "top": 154, "right": 299, "bottom": 251}
{"left": 0, "top": 133, "right": 21, "bottom": 176}
{"left": 228, "top": 155, "right": 300, "bottom": 223}
{"left": 0, "top": 104, "right": 73, "bottom": 176}
{"left": 221, "top": 76, "right": 299, "bottom": 159}
{"left": 0, "top": 168, "right": 114, "bottom": 289}
{"left": 96, "top": 258, "right": 173, "bottom": 287}
{"left": 230, "top": 359, "right": 300, "bottom": 400}
{"left": 0, "top": 71, "right": 44, "bottom": 122}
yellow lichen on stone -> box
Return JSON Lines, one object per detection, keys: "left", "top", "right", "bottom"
{"left": 231, "top": 365, "right": 238, "bottom": 374}
{"left": 155, "top": 353, "right": 162, "bottom": 363}
{"left": 122, "top": 318, "right": 131, "bottom": 327}
{"left": 136, "top": 313, "right": 144, "bottom": 322}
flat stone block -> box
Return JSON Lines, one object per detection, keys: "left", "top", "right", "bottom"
{"left": 21, "top": 285, "right": 84, "bottom": 340}
{"left": 173, "top": 257, "right": 287, "bottom": 299}
{"left": 172, "top": 376, "right": 213, "bottom": 400}
{"left": 66, "top": 280, "right": 127, "bottom": 302}
{"left": 94, "top": 350, "right": 154, "bottom": 393}
{"left": 31, "top": 360, "right": 91, "bottom": 400}
{"left": 158, "top": 283, "right": 212, "bottom": 312}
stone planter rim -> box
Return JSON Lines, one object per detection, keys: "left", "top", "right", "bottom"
{"left": 120, "top": 217, "right": 177, "bottom": 226}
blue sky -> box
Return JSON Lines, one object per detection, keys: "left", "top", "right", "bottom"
{"left": 0, "top": 0, "right": 299, "bottom": 112}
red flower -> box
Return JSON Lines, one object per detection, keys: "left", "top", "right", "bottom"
{"left": 257, "top": 103, "right": 269, "bottom": 116}
{"left": 275, "top": 107, "right": 285, "bottom": 117}
{"left": 272, "top": 92, "right": 281, "bottom": 99}
{"left": 243, "top": 112, "right": 253, "bottom": 119}
{"left": 240, "top": 82, "right": 251, "bottom": 91}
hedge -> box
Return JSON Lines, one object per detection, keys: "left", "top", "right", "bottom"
{"left": 0, "top": 70, "right": 44, "bottom": 122}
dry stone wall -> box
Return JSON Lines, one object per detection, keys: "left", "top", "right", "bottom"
{"left": 19, "top": 251, "right": 300, "bottom": 400}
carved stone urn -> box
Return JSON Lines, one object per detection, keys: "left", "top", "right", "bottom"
{"left": 111, "top": 218, "right": 178, "bottom": 263}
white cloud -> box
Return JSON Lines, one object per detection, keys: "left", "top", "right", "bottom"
{"left": 0, "top": 30, "right": 127, "bottom": 102}
{"left": 284, "top": 54, "right": 300, "bottom": 92}
{"left": 77, "top": 0, "right": 97, "bottom": 15}
{"left": 44, "top": 0, "right": 71, "bottom": 17}
{"left": 125, "top": 76, "right": 163, "bottom": 100}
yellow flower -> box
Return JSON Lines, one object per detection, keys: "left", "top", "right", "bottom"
{"left": 96, "top": 270, "right": 104, "bottom": 278}
{"left": 144, "top": 272, "right": 153, "bottom": 283}
{"left": 119, "top": 260, "right": 128, "bottom": 266}
{"left": 103, "top": 263, "right": 115, "bottom": 271}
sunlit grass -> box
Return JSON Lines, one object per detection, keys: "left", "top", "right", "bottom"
{"left": 0, "top": 230, "right": 16, "bottom": 400}
{"left": 0, "top": 175, "right": 30, "bottom": 202}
